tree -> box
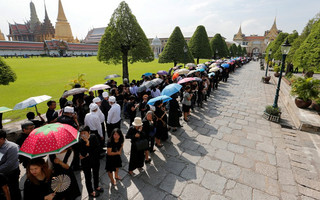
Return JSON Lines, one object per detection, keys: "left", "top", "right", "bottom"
{"left": 229, "top": 44, "right": 238, "bottom": 57}
{"left": 242, "top": 47, "right": 247, "bottom": 56}
{"left": 294, "top": 19, "right": 320, "bottom": 72}
{"left": 265, "top": 32, "right": 289, "bottom": 61}
{"left": 237, "top": 44, "right": 243, "bottom": 56}
{"left": 98, "top": 1, "right": 153, "bottom": 81}
{"left": 188, "top": 25, "right": 212, "bottom": 64}
{"left": 209, "top": 33, "right": 229, "bottom": 58}
{"left": 0, "top": 57, "right": 16, "bottom": 85}
{"left": 159, "top": 26, "right": 194, "bottom": 66}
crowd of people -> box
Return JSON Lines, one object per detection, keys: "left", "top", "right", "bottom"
{"left": 0, "top": 58, "right": 250, "bottom": 199}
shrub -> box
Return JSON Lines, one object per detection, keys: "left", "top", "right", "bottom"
{"left": 290, "top": 77, "right": 320, "bottom": 101}
{"left": 265, "top": 105, "right": 281, "bottom": 116}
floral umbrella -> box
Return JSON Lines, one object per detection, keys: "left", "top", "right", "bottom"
{"left": 19, "top": 123, "right": 79, "bottom": 159}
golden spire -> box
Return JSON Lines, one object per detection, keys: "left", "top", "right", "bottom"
{"left": 234, "top": 25, "right": 244, "bottom": 41}
{"left": 57, "top": 0, "right": 67, "bottom": 22}
{"left": 266, "top": 17, "right": 279, "bottom": 41}
{"left": 55, "top": 0, "right": 74, "bottom": 42}
{"left": 0, "top": 29, "right": 5, "bottom": 40}
{"left": 270, "top": 17, "right": 278, "bottom": 32}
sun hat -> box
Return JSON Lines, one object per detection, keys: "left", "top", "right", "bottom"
{"left": 64, "top": 106, "right": 74, "bottom": 113}
{"left": 89, "top": 103, "right": 98, "bottom": 111}
{"left": 93, "top": 97, "right": 101, "bottom": 103}
{"left": 132, "top": 117, "right": 143, "bottom": 126}
{"left": 102, "top": 92, "right": 109, "bottom": 98}
{"left": 108, "top": 96, "right": 116, "bottom": 103}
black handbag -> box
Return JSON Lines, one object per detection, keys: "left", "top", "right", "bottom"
{"left": 135, "top": 139, "right": 149, "bottom": 151}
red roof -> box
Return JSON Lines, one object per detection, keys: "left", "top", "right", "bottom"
{"left": 244, "top": 36, "right": 265, "bottom": 41}
{"left": 44, "top": 40, "right": 68, "bottom": 50}
{"left": 0, "top": 41, "right": 43, "bottom": 50}
{"left": 67, "top": 43, "right": 98, "bottom": 51}
{"left": 9, "top": 23, "right": 32, "bottom": 35}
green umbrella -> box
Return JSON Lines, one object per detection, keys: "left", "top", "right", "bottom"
{"left": 0, "top": 107, "right": 12, "bottom": 129}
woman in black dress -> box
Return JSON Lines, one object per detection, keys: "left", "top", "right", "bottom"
{"left": 142, "top": 111, "right": 155, "bottom": 160}
{"left": 79, "top": 126, "right": 102, "bottom": 198}
{"left": 24, "top": 158, "right": 55, "bottom": 200}
{"left": 105, "top": 128, "right": 124, "bottom": 185}
{"left": 154, "top": 101, "right": 168, "bottom": 147}
{"left": 126, "top": 117, "right": 146, "bottom": 176}
{"left": 168, "top": 93, "right": 182, "bottom": 132}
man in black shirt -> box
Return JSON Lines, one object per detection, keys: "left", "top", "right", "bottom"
{"left": 46, "top": 100, "right": 58, "bottom": 123}
{"left": 26, "top": 112, "right": 45, "bottom": 128}
{"left": 56, "top": 106, "right": 79, "bottom": 130}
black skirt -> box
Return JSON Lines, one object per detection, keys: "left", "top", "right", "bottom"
{"left": 105, "top": 155, "right": 122, "bottom": 172}
{"left": 182, "top": 104, "right": 191, "bottom": 112}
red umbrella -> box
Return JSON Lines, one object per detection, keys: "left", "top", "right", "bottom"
{"left": 172, "top": 72, "right": 180, "bottom": 81}
{"left": 178, "top": 77, "right": 196, "bottom": 84}
{"left": 19, "top": 123, "right": 79, "bottom": 159}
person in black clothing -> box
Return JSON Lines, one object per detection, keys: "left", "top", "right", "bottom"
{"left": 142, "top": 111, "right": 155, "bottom": 157}
{"left": 59, "top": 90, "right": 68, "bottom": 110}
{"left": 16, "top": 122, "right": 34, "bottom": 168}
{"left": 105, "top": 128, "right": 124, "bottom": 185}
{"left": 0, "top": 173, "right": 10, "bottom": 200}
{"left": 24, "top": 158, "right": 55, "bottom": 200}
{"left": 197, "top": 80, "right": 204, "bottom": 108}
{"left": 79, "top": 126, "right": 103, "bottom": 197}
{"left": 127, "top": 95, "right": 139, "bottom": 126}
{"left": 85, "top": 91, "right": 95, "bottom": 106}
{"left": 168, "top": 93, "right": 182, "bottom": 132}
{"left": 154, "top": 101, "right": 168, "bottom": 146}
{"left": 46, "top": 100, "right": 58, "bottom": 124}
{"left": 56, "top": 106, "right": 79, "bottom": 130}
{"left": 126, "top": 117, "right": 146, "bottom": 176}
{"left": 26, "top": 112, "right": 45, "bottom": 128}
{"left": 100, "top": 92, "right": 111, "bottom": 136}
{"left": 139, "top": 94, "right": 150, "bottom": 119}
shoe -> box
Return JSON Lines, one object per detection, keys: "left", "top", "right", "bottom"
{"left": 89, "top": 191, "right": 100, "bottom": 197}
{"left": 128, "top": 171, "right": 136, "bottom": 176}
{"left": 150, "top": 149, "right": 156, "bottom": 153}
{"left": 138, "top": 168, "right": 145, "bottom": 173}
{"left": 115, "top": 176, "right": 122, "bottom": 181}
{"left": 95, "top": 187, "right": 104, "bottom": 193}
{"left": 145, "top": 159, "right": 152, "bottom": 164}
{"left": 183, "top": 118, "right": 189, "bottom": 122}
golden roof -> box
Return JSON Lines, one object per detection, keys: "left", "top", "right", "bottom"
{"left": 0, "top": 29, "right": 5, "bottom": 40}
{"left": 234, "top": 25, "right": 244, "bottom": 40}
{"left": 55, "top": 0, "right": 74, "bottom": 42}
{"left": 266, "top": 17, "right": 279, "bottom": 41}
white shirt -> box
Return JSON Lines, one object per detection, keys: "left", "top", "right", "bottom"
{"left": 84, "top": 112, "right": 103, "bottom": 137}
{"left": 96, "top": 107, "right": 105, "bottom": 123}
{"left": 151, "top": 88, "right": 161, "bottom": 98}
{"left": 47, "top": 150, "right": 74, "bottom": 170}
{"left": 107, "top": 103, "right": 121, "bottom": 124}
{"left": 129, "top": 86, "right": 138, "bottom": 96}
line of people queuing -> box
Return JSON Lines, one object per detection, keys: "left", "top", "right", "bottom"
{"left": 0, "top": 58, "right": 250, "bottom": 199}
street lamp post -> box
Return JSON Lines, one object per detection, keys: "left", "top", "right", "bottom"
{"left": 265, "top": 49, "right": 272, "bottom": 77}
{"left": 215, "top": 49, "right": 218, "bottom": 59}
{"left": 272, "top": 39, "right": 291, "bottom": 108}
{"left": 183, "top": 45, "right": 188, "bottom": 67}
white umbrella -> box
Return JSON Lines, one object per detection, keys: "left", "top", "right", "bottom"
{"left": 13, "top": 95, "right": 52, "bottom": 112}
{"left": 209, "top": 67, "right": 220, "bottom": 72}
{"left": 187, "top": 70, "right": 198, "bottom": 76}
{"left": 175, "top": 69, "right": 189, "bottom": 75}
{"left": 89, "top": 84, "right": 111, "bottom": 92}
{"left": 151, "top": 78, "right": 163, "bottom": 87}
{"left": 104, "top": 74, "right": 121, "bottom": 80}
{"left": 62, "top": 88, "right": 88, "bottom": 98}
{"left": 209, "top": 63, "right": 217, "bottom": 68}
{"left": 186, "top": 63, "right": 196, "bottom": 68}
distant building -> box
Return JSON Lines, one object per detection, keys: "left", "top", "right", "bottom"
{"left": 233, "top": 18, "right": 281, "bottom": 57}
{"left": 83, "top": 27, "right": 106, "bottom": 44}
{"left": 6, "top": 0, "right": 77, "bottom": 43}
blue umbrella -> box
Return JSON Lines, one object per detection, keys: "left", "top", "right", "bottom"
{"left": 208, "top": 72, "right": 215, "bottom": 77}
{"left": 141, "top": 72, "right": 153, "bottom": 77}
{"left": 221, "top": 63, "right": 230, "bottom": 68}
{"left": 147, "top": 95, "right": 172, "bottom": 106}
{"left": 196, "top": 68, "right": 205, "bottom": 72}
{"left": 161, "top": 84, "right": 182, "bottom": 97}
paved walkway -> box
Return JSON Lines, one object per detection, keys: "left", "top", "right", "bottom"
{"left": 19, "top": 61, "right": 320, "bottom": 200}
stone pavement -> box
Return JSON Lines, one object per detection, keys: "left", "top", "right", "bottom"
{"left": 18, "top": 61, "right": 320, "bottom": 200}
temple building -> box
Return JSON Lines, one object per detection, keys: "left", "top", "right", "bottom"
{"left": 54, "top": 0, "right": 74, "bottom": 42}
{"left": 7, "top": 1, "right": 55, "bottom": 42}
{"left": 83, "top": 27, "right": 106, "bottom": 44}
{"left": 151, "top": 36, "right": 162, "bottom": 58}
{"left": 233, "top": 18, "right": 281, "bottom": 57}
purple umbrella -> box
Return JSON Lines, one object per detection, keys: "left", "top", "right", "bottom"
{"left": 157, "top": 70, "right": 168, "bottom": 76}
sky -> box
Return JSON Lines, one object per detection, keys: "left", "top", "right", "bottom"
{"left": 0, "top": 0, "right": 319, "bottom": 42}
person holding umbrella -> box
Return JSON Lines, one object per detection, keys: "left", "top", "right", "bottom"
{"left": 154, "top": 101, "right": 168, "bottom": 147}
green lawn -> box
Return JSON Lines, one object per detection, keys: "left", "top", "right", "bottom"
{"left": 0, "top": 57, "right": 207, "bottom": 123}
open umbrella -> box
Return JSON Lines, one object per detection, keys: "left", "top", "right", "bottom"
{"left": 209, "top": 67, "right": 220, "bottom": 72}
{"left": 89, "top": 84, "right": 111, "bottom": 92}
{"left": 104, "top": 74, "right": 121, "bottom": 80}
{"left": 151, "top": 78, "right": 163, "bottom": 87}
{"left": 221, "top": 63, "right": 230, "bottom": 68}
{"left": 208, "top": 72, "right": 216, "bottom": 77}
{"left": 161, "top": 84, "right": 182, "bottom": 97}
{"left": 177, "top": 77, "right": 196, "bottom": 84}
{"left": 175, "top": 69, "right": 189, "bottom": 75}
{"left": 172, "top": 72, "right": 180, "bottom": 81}
{"left": 196, "top": 68, "right": 205, "bottom": 72}
{"left": 147, "top": 95, "right": 172, "bottom": 106}
{"left": 197, "top": 64, "right": 206, "bottom": 68}
{"left": 142, "top": 72, "right": 153, "bottom": 77}
{"left": 209, "top": 63, "right": 217, "bottom": 68}
{"left": 205, "top": 61, "right": 211, "bottom": 65}
{"left": 19, "top": 123, "right": 79, "bottom": 159}
{"left": 186, "top": 63, "right": 196, "bottom": 68}
{"left": 62, "top": 88, "right": 88, "bottom": 98}
{"left": 187, "top": 70, "right": 198, "bottom": 76}
{"left": 137, "top": 81, "right": 153, "bottom": 93}
{"left": 173, "top": 65, "right": 183, "bottom": 70}
{"left": 13, "top": 95, "right": 52, "bottom": 113}
{"left": 157, "top": 70, "right": 168, "bottom": 76}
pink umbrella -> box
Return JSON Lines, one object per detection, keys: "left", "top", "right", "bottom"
{"left": 19, "top": 123, "right": 79, "bottom": 159}
{"left": 178, "top": 77, "right": 196, "bottom": 84}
